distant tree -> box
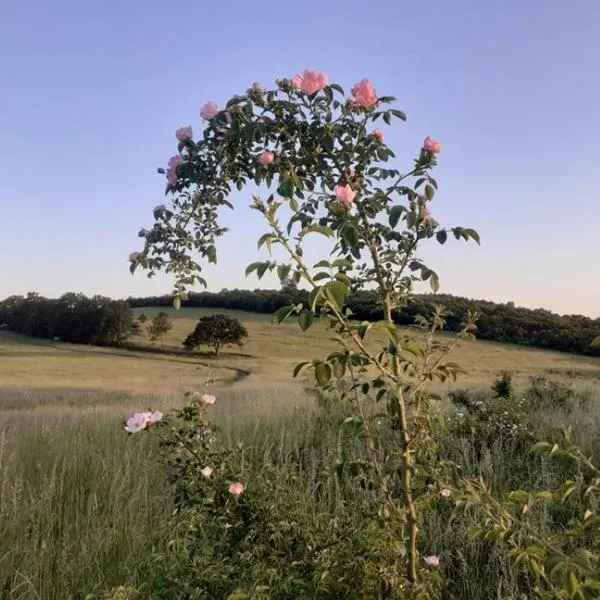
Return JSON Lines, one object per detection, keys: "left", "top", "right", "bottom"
{"left": 138, "top": 313, "right": 148, "bottom": 324}
{"left": 491, "top": 371, "right": 513, "bottom": 399}
{"left": 280, "top": 278, "right": 300, "bottom": 304}
{"left": 183, "top": 314, "right": 248, "bottom": 356}
{"left": 99, "top": 300, "right": 138, "bottom": 346}
{"left": 148, "top": 311, "right": 173, "bottom": 345}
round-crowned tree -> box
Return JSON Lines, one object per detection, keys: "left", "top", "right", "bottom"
{"left": 183, "top": 313, "right": 248, "bottom": 356}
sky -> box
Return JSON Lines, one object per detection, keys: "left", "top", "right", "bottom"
{"left": 1, "top": 0, "right": 599, "bottom": 317}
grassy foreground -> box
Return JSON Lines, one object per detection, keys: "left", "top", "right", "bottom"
{"left": 1, "top": 309, "right": 600, "bottom": 598}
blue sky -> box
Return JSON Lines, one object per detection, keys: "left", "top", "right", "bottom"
{"left": 1, "top": 0, "right": 599, "bottom": 317}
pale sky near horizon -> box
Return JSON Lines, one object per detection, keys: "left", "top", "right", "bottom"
{"left": 1, "top": 0, "right": 599, "bottom": 317}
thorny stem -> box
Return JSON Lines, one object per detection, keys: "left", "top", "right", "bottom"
{"left": 357, "top": 204, "right": 420, "bottom": 584}
{"left": 263, "top": 208, "right": 397, "bottom": 384}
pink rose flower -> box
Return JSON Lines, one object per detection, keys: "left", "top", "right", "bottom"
{"left": 201, "top": 394, "right": 216, "bottom": 406}
{"left": 200, "top": 101, "right": 219, "bottom": 121}
{"left": 439, "top": 488, "right": 452, "bottom": 498}
{"left": 168, "top": 155, "right": 183, "bottom": 170}
{"left": 335, "top": 184, "right": 357, "bottom": 207}
{"left": 125, "top": 412, "right": 150, "bottom": 433}
{"left": 373, "top": 130, "right": 385, "bottom": 143}
{"left": 424, "top": 555, "right": 440, "bottom": 567}
{"left": 228, "top": 482, "right": 245, "bottom": 497}
{"left": 423, "top": 136, "right": 442, "bottom": 153}
{"left": 148, "top": 410, "right": 163, "bottom": 423}
{"left": 292, "top": 70, "right": 328, "bottom": 95}
{"left": 258, "top": 151, "right": 275, "bottom": 167}
{"left": 175, "top": 126, "right": 193, "bottom": 142}
{"left": 128, "top": 251, "right": 142, "bottom": 262}
{"left": 201, "top": 466, "right": 213, "bottom": 478}
{"left": 166, "top": 155, "right": 183, "bottom": 186}
{"left": 351, "top": 79, "right": 378, "bottom": 109}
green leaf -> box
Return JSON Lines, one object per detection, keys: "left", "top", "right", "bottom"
{"left": 430, "top": 272, "right": 440, "bottom": 293}
{"left": 257, "top": 233, "right": 274, "bottom": 252}
{"left": 436, "top": 230, "right": 448, "bottom": 245}
{"left": 245, "top": 262, "right": 262, "bottom": 276}
{"left": 314, "top": 260, "right": 331, "bottom": 269}
{"left": 383, "top": 112, "right": 391, "bottom": 125}
{"left": 325, "top": 281, "right": 348, "bottom": 311}
{"left": 332, "top": 360, "right": 345, "bottom": 378}
{"left": 289, "top": 196, "right": 299, "bottom": 212}
{"left": 298, "top": 311, "right": 314, "bottom": 332}
{"left": 391, "top": 109, "right": 407, "bottom": 121}
{"left": 341, "top": 224, "right": 359, "bottom": 249}
{"left": 292, "top": 361, "right": 310, "bottom": 378}
{"left": 591, "top": 336, "right": 600, "bottom": 348}
{"left": 356, "top": 322, "right": 371, "bottom": 339}
{"left": 313, "top": 272, "right": 330, "bottom": 282}
{"left": 277, "top": 264, "right": 291, "bottom": 281}
{"left": 172, "top": 296, "right": 181, "bottom": 311}
{"left": 256, "top": 262, "right": 270, "bottom": 279}
{"left": 330, "top": 83, "right": 344, "bottom": 94}
{"left": 424, "top": 184, "right": 435, "bottom": 201}
{"left": 301, "top": 224, "right": 333, "bottom": 238}
{"left": 278, "top": 178, "right": 294, "bottom": 198}
{"left": 272, "top": 305, "right": 296, "bottom": 324}
{"left": 308, "top": 288, "right": 324, "bottom": 312}
{"left": 205, "top": 245, "right": 217, "bottom": 264}
{"left": 389, "top": 205, "right": 406, "bottom": 229}
{"left": 314, "top": 362, "right": 332, "bottom": 386}
{"left": 464, "top": 228, "right": 481, "bottom": 245}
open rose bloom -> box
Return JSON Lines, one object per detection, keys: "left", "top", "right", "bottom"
{"left": 291, "top": 70, "right": 328, "bottom": 95}
{"left": 351, "top": 79, "right": 378, "bottom": 109}
{"left": 258, "top": 151, "right": 275, "bottom": 167}
{"left": 200, "top": 101, "right": 219, "bottom": 121}
{"left": 423, "top": 136, "right": 442, "bottom": 153}
{"left": 125, "top": 410, "right": 163, "bottom": 433}
{"left": 175, "top": 126, "right": 193, "bottom": 142}
{"left": 228, "top": 482, "right": 245, "bottom": 497}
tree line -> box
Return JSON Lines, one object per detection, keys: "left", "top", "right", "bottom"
{"left": 2, "top": 288, "right": 598, "bottom": 357}
{"left": 127, "top": 287, "right": 600, "bottom": 357}
{"left": 0, "top": 292, "right": 139, "bottom": 346}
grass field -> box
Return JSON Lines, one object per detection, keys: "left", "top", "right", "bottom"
{"left": 1, "top": 307, "right": 600, "bottom": 599}
{"left": 1, "top": 306, "right": 598, "bottom": 402}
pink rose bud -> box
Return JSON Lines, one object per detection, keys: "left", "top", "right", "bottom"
{"left": 293, "top": 70, "right": 328, "bottom": 95}
{"left": 201, "top": 466, "right": 213, "bottom": 478}
{"left": 153, "top": 204, "right": 166, "bottom": 216}
{"left": 373, "top": 130, "right": 385, "bottom": 143}
{"left": 129, "top": 251, "right": 142, "bottom": 262}
{"left": 200, "top": 101, "right": 219, "bottom": 121}
{"left": 258, "top": 151, "right": 275, "bottom": 167}
{"left": 175, "top": 126, "right": 193, "bottom": 142}
{"left": 423, "top": 136, "right": 442, "bottom": 153}
{"left": 335, "top": 184, "right": 357, "bottom": 207}
{"left": 351, "top": 79, "right": 378, "bottom": 109}
{"left": 228, "top": 482, "right": 245, "bottom": 497}
{"left": 424, "top": 555, "right": 440, "bottom": 568}
{"left": 439, "top": 488, "right": 452, "bottom": 498}
{"left": 201, "top": 394, "right": 216, "bottom": 406}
